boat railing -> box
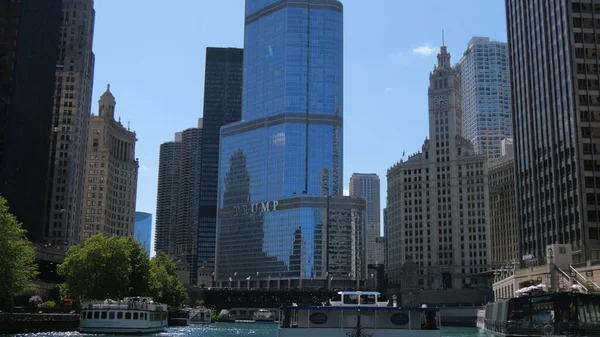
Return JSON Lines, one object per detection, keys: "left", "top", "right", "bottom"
{"left": 82, "top": 301, "right": 167, "bottom": 311}
{"left": 279, "top": 306, "right": 441, "bottom": 330}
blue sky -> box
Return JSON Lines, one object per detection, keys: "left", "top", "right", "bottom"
{"left": 90, "top": 1, "right": 507, "bottom": 250}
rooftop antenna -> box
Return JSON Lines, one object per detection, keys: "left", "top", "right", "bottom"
{"left": 442, "top": 29, "right": 445, "bottom": 46}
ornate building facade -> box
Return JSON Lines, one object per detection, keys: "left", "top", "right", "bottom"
{"left": 387, "top": 46, "right": 492, "bottom": 304}
{"left": 80, "top": 85, "right": 138, "bottom": 243}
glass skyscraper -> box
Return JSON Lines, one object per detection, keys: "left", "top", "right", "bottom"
{"left": 216, "top": 0, "right": 350, "bottom": 288}
{"left": 456, "top": 37, "right": 510, "bottom": 160}
{"left": 134, "top": 212, "right": 152, "bottom": 256}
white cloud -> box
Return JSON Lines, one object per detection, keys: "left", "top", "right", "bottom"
{"left": 412, "top": 43, "right": 437, "bottom": 56}
{"left": 385, "top": 87, "right": 392, "bottom": 92}
{"left": 139, "top": 164, "right": 148, "bottom": 171}
{"left": 343, "top": 189, "right": 349, "bottom": 196}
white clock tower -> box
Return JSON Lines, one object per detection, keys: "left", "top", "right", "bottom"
{"left": 387, "top": 44, "right": 491, "bottom": 303}
{"left": 427, "top": 45, "right": 464, "bottom": 159}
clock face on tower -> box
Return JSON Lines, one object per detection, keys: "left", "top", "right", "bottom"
{"left": 435, "top": 95, "right": 447, "bottom": 108}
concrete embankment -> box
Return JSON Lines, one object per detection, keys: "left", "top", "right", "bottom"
{"left": 0, "top": 313, "right": 79, "bottom": 333}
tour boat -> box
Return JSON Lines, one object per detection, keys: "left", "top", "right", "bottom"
{"left": 80, "top": 297, "right": 168, "bottom": 334}
{"left": 481, "top": 290, "right": 600, "bottom": 337}
{"left": 188, "top": 306, "right": 212, "bottom": 324}
{"left": 278, "top": 291, "right": 441, "bottom": 337}
{"left": 253, "top": 309, "right": 276, "bottom": 322}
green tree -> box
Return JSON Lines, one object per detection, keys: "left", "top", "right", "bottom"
{"left": 58, "top": 234, "right": 131, "bottom": 300}
{"left": 122, "top": 236, "right": 150, "bottom": 296}
{"left": 148, "top": 251, "right": 187, "bottom": 307}
{"left": 0, "top": 196, "right": 39, "bottom": 305}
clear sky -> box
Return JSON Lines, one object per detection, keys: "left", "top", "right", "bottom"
{"left": 90, "top": 0, "right": 508, "bottom": 250}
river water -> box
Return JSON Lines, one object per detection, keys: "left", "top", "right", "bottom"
{"left": 2, "top": 322, "right": 481, "bottom": 337}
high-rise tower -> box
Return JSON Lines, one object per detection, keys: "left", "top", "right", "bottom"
{"left": 349, "top": 173, "right": 382, "bottom": 265}
{"left": 387, "top": 46, "right": 491, "bottom": 305}
{"left": 456, "top": 37, "right": 511, "bottom": 159}
{"left": 45, "top": 0, "right": 95, "bottom": 247}
{"left": 215, "top": 0, "right": 358, "bottom": 289}
{"left": 0, "top": 0, "right": 62, "bottom": 242}
{"left": 198, "top": 47, "right": 243, "bottom": 271}
{"left": 80, "top": 85, "right": 138, "bottom": 244}
{"left": 155, "top": 133, "right": 182, "bottom": 257}
{"left": 506, "top": 0, "right": 600, "bottom": 262}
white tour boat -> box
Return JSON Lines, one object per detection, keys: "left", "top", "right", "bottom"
{"left": 80, "top": 297, "right": 168, "bottom": 334}
{"left": 253, "top": 309, "right": 276, "bottom": 322}
{"left": 188, "top": 306, "right": 212, "bottom": 324}
{"left": 278, "top": 291, "right": 441, "bottom": 337}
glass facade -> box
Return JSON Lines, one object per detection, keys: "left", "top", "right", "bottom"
{"left": 216, "top": 0, "right": 346, "bottom": 286}
{"left": 198, "top": 47, "right": 243, "bottom": 272}
{"left": 0, "top": 0, "right": 62, "bottom": 243}
{"left": 134, "top": 212, "right": 152, "bottom": 256}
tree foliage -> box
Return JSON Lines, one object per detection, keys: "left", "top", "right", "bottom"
{"left": 58, "top": 234, "right": 186, "bottom": 307}
{"left": 149, "top": 251, "right": 187, "bottom": 307}
{"left": 0, "top": 196, "right": 39, "bottom": 304}
{"left": 58, "top": 235, "right": 131, "bottom": 300}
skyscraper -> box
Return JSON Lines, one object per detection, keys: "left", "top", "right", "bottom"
{"left": 0, "top": 0, "right": 62, "bottom": 243}
{"left": 45, "top": 0, "right": 95, "bottom": 247}
{"left": 506, "top": 0, "right": 600, "bottom": 262}
{"left": 155, "top": 133, "right": 181, "bottom": 257}
{"left": 80, "top": 86, "right": 139, "bottom": 244}
{"left": 349, "top": 173, "right": 382, "bottom": 265}
{"left": 456, "top": 37, "right": 511, "bottom": 159}
{"left": 216, "top": 0, "right": 349, "bottom": 288}
{"left": 134, "top": 212, "right": 152, "bottom": 256}
{"left": 387, "top": 46, "right": 491, "bottom": 304}
{"left": 175, "top": 121, "right": 203, "bottom": 284}
{"left": 198, "top": 47, "right": 243, "bottom": 271}
{"left": 489, "top": 138, "right": 518, "bottom": 267}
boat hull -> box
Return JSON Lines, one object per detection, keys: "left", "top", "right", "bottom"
{"left": 279, "top": 327, "right": 441, "bottom": 337}
{"left": 80, "top": 326, "right": 166, "bottom": 334}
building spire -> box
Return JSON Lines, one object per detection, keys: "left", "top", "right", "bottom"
{"left": 107, "top": 83, "right": 110, "bottom": 92}
{"left": 442, "top": 29, "right": 445, "bottom": 47}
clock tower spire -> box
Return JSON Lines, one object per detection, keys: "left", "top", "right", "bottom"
{"left": 427, "top": 44, "right": 469, "bottom": 159}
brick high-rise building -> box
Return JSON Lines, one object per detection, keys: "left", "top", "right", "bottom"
{"left": 80, "top": 85, "right": 138, "bottom": 244}
{"left": 489, "top": 138, "right": 518, "bottom": 267}
{"left": 45, "top": 0, "right": 95, "bottom": 246}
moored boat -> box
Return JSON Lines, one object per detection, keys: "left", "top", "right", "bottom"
{"left": 278, "top": 291, "right": 441, "bottom": 337}
{"left": 481, "top": 290, "right": 600, "bottom": 337}
{"left": 188, "top": 306, "right": 212, "bottom": 324}
{"left": 80, "top": 297, "right": 168, "bottom": 334}
{"left": 253, "top": 309, "right": 276, "bottom": 322}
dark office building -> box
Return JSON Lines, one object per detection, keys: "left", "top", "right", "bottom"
{"left": 0, "top": 0, "right": 62, "bottom": 242}
{"left": 198, "top": 47, "right": 243, "bottom": 271}
{"left": 506, "top": 0, "right": 600, "bottom": 262}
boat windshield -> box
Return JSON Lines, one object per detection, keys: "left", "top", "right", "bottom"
{"left": 343, "top": 294, "right": 359, "bottom": 305}
{"left": 360, "top": 294, "right": 377, "bottom": 304}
